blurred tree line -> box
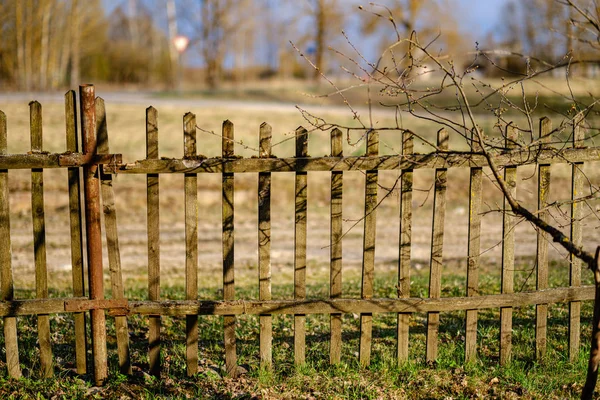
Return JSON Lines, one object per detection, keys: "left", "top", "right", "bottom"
{"left": 0, "top": 0, "right": 597, "bottom": 91}
{"left": 0, "top": 0, "right": 172, "bottom": 90}
{"left": 488, "top": 0, "right": 599, "bottom": 77}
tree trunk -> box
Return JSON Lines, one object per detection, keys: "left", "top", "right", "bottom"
{"left": 166, "top": 0, "right": 179, "bottom": 89}
{"left": 15, "top": 0, "right": 25, "bottom": 90}
{"left": 128, "top": 0, "right": 138, "bottom": 46}
{"left": 24, "top": 0, "right": 34, "bottom": 90}
{"left": 69, "top": 0, "right": 80, "bottom": 88}
{"left": 314, "top": 0, "right": 325, "bottom": 81}
{"left": 57, "top": 4, "right": 71, "bottom": 88}
{"left": 46, "top": 2, "right": 62, "bottom": 89}
{"left": 40, "top": 0, "right": 51, "bottom": 90}
{"left": 582, "top": 247, "right": 600, "bottom": 399}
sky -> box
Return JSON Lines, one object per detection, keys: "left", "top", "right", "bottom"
{"left": 104, "top": 0, "right": 511, "bottom": 39}
{"left": 103, "top": 0, "right": 513, "bottom": 67}
{"left": 455, "top": 0, "right": 511, "bottom": 38}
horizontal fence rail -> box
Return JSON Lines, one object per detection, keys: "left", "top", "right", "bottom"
{"left": 103, "top": 147, "right": 600, "bottom": 174}
{"left": 0, "top": 86, "right": 597, "bottom": 383}
{"left": 0, "top": 286, "right": 594, "bottom": 317}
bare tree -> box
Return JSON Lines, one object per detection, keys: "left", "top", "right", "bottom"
{"left": 0, "top": 0, "right": 171, "bottom": 90}
{"left": 296, "top": 2, "right": 600, "bottom": 398}
{"left": 181, "top": 0, "right": 249, "bottom": 88}
{"left": 69, "top": 0, "right": 80, "bottom": 88}
{"left": 358, "top": 0, "right": 467, "bottom": 73}
{"left": 297, "top": 0, "right": 346, "bottom": 81}
{"left": 166, "top": 0, "right": 179, "bottom": 88}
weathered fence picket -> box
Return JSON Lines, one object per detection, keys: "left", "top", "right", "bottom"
{"left": 570, "top": 112, "right": 585, "bottom": 362}
{"left": 536, "top": 117, "right": 552, "bottom": 360}
{"left": 147, "top": 105, "right": 161, "bottom": 376}
{"left": 184, "top": 112, "right": 199, "bottom": 376}
{"left": 465, "top": 129, "right": 483, "bottom": 363}
{"left": 426, "top": 129, "right": 448, "bottom": 363}
{"left": 97, "top": 97, "right": 131, "bottom": 375}
{"left": 500, "top": 124, "right": 518, "bottom": 365}
{"left": 0, "top": 110, "right": 20, "bottom": 379}
{"left": 222, "top": 120, "right": 237, "bottom": 376}
{"left": 397, "top": 130, "right": 413, "bottom": 363}
{"left": 0, "top": 87, "right": 597, "bottom": 385}
{"left": 330, "top": 127, "right": 343, "bottom": 365}
{"left": 30, "top": 101, "right": 53, "bottom": 378}
{"left": 259, "top": 122, "right": 273, "bottom": 369}
{"left": 294, "top": 126, "right": 308, "bottom": 365}
{"left": 65, "top": 90, "right": 87, "bottom": 375}
{"left": 359, "top": 129, "right": 379, "bottom": 366}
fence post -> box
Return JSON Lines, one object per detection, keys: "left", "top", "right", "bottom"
{"left": 30, "top": 101, "right": 53, "bottom": 378}
{"left": 330, "top": 127, "right": 343, "bottom": 365}
{"left": 80, "top": 84, "right": 108, "bottom": 385}
{"left": 259, "top": 122, "right": 273, "bottom": 369}
{"left": 426, "top": 129, "right": 448, "bottom": 363}
{"left": 569, "top": 112, "right": 585, "bottom": 363}
{"left": 147, "top": 106, "right": 161, "bottom": 377}
{"left": 359, "top": 129, "right": 379, "bottom": 367}
{"left": 535, "top": 117, "right": 551, "bottom": 361}
{"left": 184, "top": 112, "right": 199, "bottom": 376}
{"left": 465, "top": 128, "right": 483, "bottom": 363}
{"left": 397, "top": 130, "right": 413, "bottom": 363}
{"left": 0, "top": 110, "right": 21, "bottom": 379}
{"left": 294, "top": 126, "right": 308, "bottom": 366}
{"left": 65, "top": 90, "right": 88, "bottom": 375}
{"left": 500, "top": 124, "right": 518, "bottom": 366}
{"left": 222, "top": 120, "right": 238, "bottom": 376}
{"left": 97, "top": 97, "right": 132, "bottom": 375}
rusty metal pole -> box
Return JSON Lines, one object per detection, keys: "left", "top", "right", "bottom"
{"left": 80, "top": 84, "right": 108, "bottom": 385}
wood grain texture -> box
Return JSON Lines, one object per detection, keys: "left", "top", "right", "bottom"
{"left": 108, "top": 147, "right": 600, "bottom": 175}
{"left": 0, "top": 285, "right": 593, "bottom": 317}
{"left": 30, "top": 101, "right": 53, "bottom": 378}
{"left": 500, "top": 125, "right": 518, "bottom": 366}
{"left": 330, "top": 128, "right": 343, "bottom": 364}
{"left": 184, "top": 112, "right": 199, "bottom": 376}
{"left": 145, "top": 106, "right": 161, "bottom": 377}
{"left": 465, "top": 129, "right": 483, "bottom": 363}
{"left": 0, "top": 145, "right": 595, "bottom": 173}
{"left": 222, "top": 120, "right": 237, "bottom": 376}
{"left": 536, "top": 117, "right": 551, "bottom": 361}
{"left": 258, "top": 122, "right": 273, "bottom": 369}
{"left": 426, "top": 129, "right": 448, "bottom": 363}
{"left": 65, "top": 91, "right": 87, "bottom": 375}
{"left": 0, "top": 110, "right": 21, "bottom": 379}
{"left": 96, "top": 98, "right": 131, "bottom": 375}
{"left": 294, "top": 126, "right": 308, "bottom": 366}
{"left": 0, "top": 153, "right": 83, "bottom": 169}
{"left": 398, "top": 131, "right": 413, "bottom": 363}
{"left": 115, "top": 285, "right": 596, "bottom": 316}
{"left": 569, "top": 113, "right": 585, "bottom": 362}
{"left": 360, "top": 130, "right": 379, "bottom": 367}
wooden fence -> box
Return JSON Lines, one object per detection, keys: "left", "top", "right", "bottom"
{"left": 0, "top": 85, "right": 597, "bottom": 385}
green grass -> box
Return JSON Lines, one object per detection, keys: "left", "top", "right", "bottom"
{"left": 0, "top": 258, "right": 594, "bottom": 399}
